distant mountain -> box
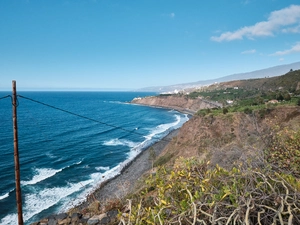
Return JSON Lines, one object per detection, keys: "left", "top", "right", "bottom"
{"left": 138, "top": 61, "right": 300, "bottom": 93}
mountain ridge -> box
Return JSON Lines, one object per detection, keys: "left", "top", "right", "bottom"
{"left": 138, "top": 61, "right": 300, "bottom": 93}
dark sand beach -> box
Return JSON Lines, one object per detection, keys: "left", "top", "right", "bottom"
{"left": 75, "top": 128, "right": 179, "bottom": 211}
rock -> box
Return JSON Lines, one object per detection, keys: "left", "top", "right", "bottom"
{"left": 107, "top": 209, "right": 118, "bottom": 223}
{"left": 78, "top": 218, "right": 89, "bottom": 224}
{"left": 107, "top": 209, "right": 118, "bottom": 218}
{"left": 56, "top": 213, "right": 68, "bottom": 221}
{"left": 48, "top": 218, "right": 57, "bottom": 225}
{"left": 58, "top": 217, "right": 71, "bottom": 225}
{"left": 71, "top": 212, "right": 82, "bottom": 222}
{"left": 87, "top": 215, "right": 99, "bottom": 225}
{"left": 100, "top": 216, "right": 110, "bottom": 224}
{"left": 88, "top": 201, "right": 101, "bottom": 214}
{"left": 39, "top": 218, "right": 48, "bottom": 225}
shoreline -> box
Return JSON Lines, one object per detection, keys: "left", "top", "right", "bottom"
{"left": 130, "top": 101, "right": 196, "bottom": 116}
{"left": 73, "top": 128, "right": 180, "bottom": 212}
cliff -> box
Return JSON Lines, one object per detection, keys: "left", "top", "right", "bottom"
{"left": 161, "top": 105, "right": 300, "bottom": 169}
{"left": 131, "top": 95, "right": 222, "bottom": 114}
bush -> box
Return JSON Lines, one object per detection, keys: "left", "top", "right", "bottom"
{"left": 265, "top": 129, "right": 300, "bottom": 177}
{"left": 120, "top": 158, "right": 300, "bottom": 224}
{"left": 153, "top": 152, "right": 174, "bottom": 167}
{"left": 243, "top": 107, "right": 252, "bottom": 114}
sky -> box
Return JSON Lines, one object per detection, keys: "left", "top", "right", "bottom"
{"left": 0, "top": 0, "right": 300, "bottom": 91}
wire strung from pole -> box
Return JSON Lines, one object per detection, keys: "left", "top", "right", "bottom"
{"left": 0, "top": 95, "right": 12, "bottom": 101}
{"left": 17, "top": 94, "right": 172, "bottom": 143}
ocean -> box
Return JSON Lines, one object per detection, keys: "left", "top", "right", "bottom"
{"left": 0, "top": 91, "right": 189, "bottom": 225}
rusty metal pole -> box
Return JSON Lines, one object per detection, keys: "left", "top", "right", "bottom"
{"left": 12, "top": 80, "right": 24, "bottom": 225}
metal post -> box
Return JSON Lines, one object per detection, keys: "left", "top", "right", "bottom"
{"left": 12, "top": 80, "right": 24, "bottom": 225}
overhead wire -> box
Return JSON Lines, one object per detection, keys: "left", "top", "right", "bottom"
{"left": 0, "top": 95, "right": 12, "bottom": 101}
{"left": 17, "top": 94, "right": 173, "bottom": 143}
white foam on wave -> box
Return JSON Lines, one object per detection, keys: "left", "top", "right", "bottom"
{"left": 46, "top": 152, "right": 56, "bottom": 159}
{"left": 21, "top": 168, "right": 63, "bottom": 186}
{"left": 144, "top": 114, "right": 181, "bottom": 140}
{"left": 60, "top": 166, "right": 122, "bottom": 211}
{"left": 75, "top": 160, "right": 83, "bottom": 165}
{"left": 108, "top": 100, "right": 124, "bottom": 104}
{"left": 95, "top": 166, "right": 110, "bottom": 171}
{"left": 0, "top": 192, "right": 9, "bottom": 200}
{"left": 103, "top": 138, "right": 137, "bottom": 148}
{"left": 0, "top": 180, "right": 93, "bottom": 225}
{"left": 90, "top": 165, "right": 121, "bottom": 184}
{"left": 21, "top": 161, "right": 83, "bottom": 186}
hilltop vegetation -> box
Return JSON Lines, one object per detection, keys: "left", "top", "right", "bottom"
{"left": 187, "top": 69, "right": 300, "bottom": 107}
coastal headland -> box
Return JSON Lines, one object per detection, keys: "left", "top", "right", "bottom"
{"left": 31, "top": 93, "right": 300, "bottom": 225}
{"left": 131, "top": 95, "right": 222, "bottom": 115}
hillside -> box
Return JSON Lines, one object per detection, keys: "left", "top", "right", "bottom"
{"left": 203, "top": 69, "right": 300, "bottom": 92}
{"left": 137, "top": 61, "right": 300, "bottom": 93}
{"left": 120, "top": 105, "right": 300, "bottom": 224}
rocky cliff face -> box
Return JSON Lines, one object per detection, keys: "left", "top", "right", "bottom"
{"left": 160, "top": 105, "right": 300, "bottom": 169}
{"left": 131, "top": 95, "right": 221, "bottom": 114}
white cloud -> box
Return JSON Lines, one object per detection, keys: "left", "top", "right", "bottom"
{"left": 211, "top": 5, "right": 300, "bottom": 42}
{"left": 279, "top": 58, "right": 285, "bottom": 61}
{"left": 270, "top": 42, "right": 300, "bottom": 56}
{"left": 282, "top": 25, "right": 300, "bottom": 33}
{"left": 241, "top": 49, "right": 256, "bottom": 54}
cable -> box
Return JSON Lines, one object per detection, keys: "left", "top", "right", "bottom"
{"left": 0, "top": 95, "right": 11, "bottom": 101}
{"left": 17, "top": 95, "right": 172, "bottom": 143}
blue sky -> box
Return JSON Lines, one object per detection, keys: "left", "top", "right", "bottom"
{"left": 0, "top": 0, "right": 300, "bottom": 90}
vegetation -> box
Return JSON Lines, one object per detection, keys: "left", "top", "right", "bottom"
{"left": 119, "top": 158, "right": 300, "bottom": 224}
{"left": 265, "top": 128, "right": 300, "bottom": 177}
{"left": 188, "top": 69, "right": 300, "bottom": 108}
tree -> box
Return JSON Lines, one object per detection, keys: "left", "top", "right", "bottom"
{"left": 223, "top": 108, "right": 228, "bottom": 114}
{"left": 283, "top": 93, "right": 291, "bottom": 101}
{"left": 276, "top": 93, "right": 284, "bottom": 101}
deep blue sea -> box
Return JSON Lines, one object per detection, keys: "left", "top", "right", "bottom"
{"left": 0, "top": 91, "right": 189, "bottom": 225}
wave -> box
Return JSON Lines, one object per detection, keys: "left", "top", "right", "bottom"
{"left": 0, "top": 180, "right": 93, "bottom": 225}
{"left": 21, "top": 161, "right": 83, "bottom": 186}
{"left": 0, "top": 192, "right": 9, "bottom": 200}
{"left": 103, "top": 138, "right": 138, "bottom": 148}
{"left": 108, "top": 100, "right": 124, "bottom": 104}
{"left": 144, "top": 114, "right": 181, "bottom": 141}
{"left": 21, "top": 168, "right": 63, "bottom": 186}
{"left": 90, "top": 165, "right": 121, "bottom": 184}
{"left": 46, "top": 152, "right": 57, "bottom": 159}
{"left": 95, "top": 166, "right": 110, "bottom": 171}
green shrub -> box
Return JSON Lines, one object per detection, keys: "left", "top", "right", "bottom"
{"left": 265, "top": 129, "right": 300, "bottom": 177}
{"left": 153, "top": 152, "right": 174, "bottom": 167}
{"left": 121, "top": 158, "right": 300, "bottom": 224}
{"left": 243, "top": 107, "right": 252, "bottom": 114}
